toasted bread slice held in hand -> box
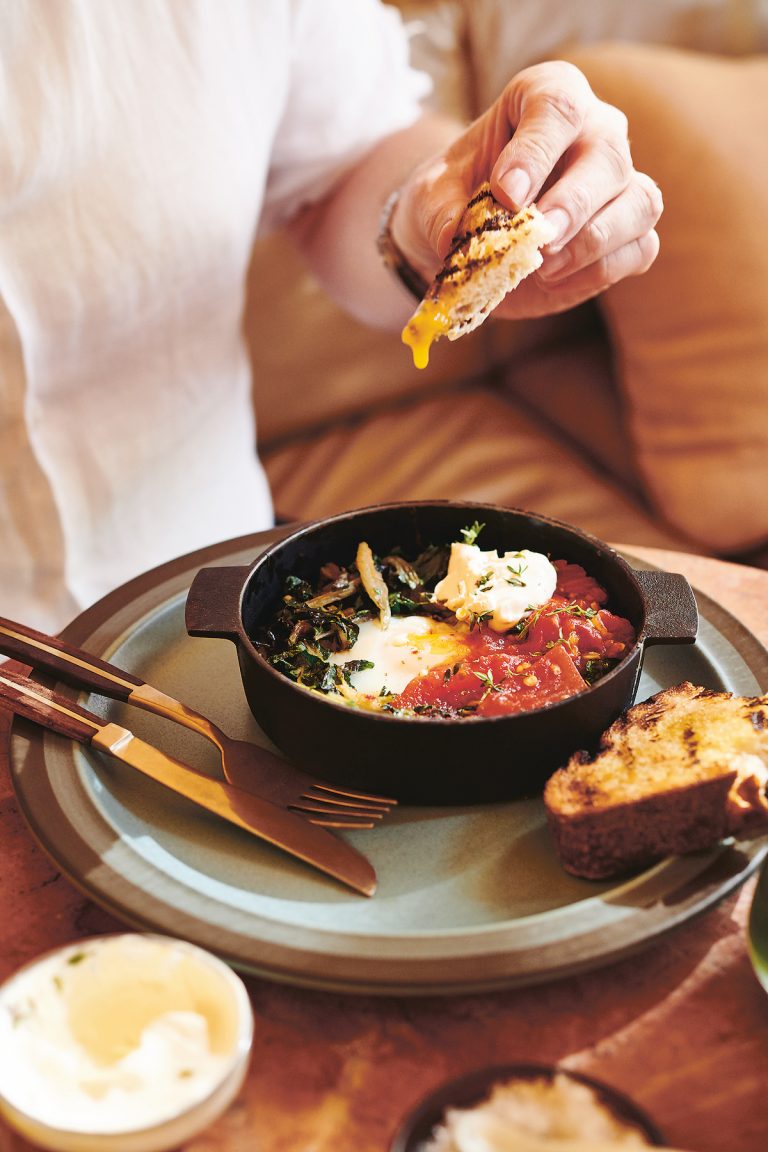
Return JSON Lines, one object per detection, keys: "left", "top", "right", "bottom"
{"left": 402, "top": 182, "right": 555, "bottom": 369}
{"left": 544, "top": 681, "right": 768, "bottom": 880}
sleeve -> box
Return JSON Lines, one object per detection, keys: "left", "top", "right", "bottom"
{"left": 259, "top": 0, "right": 431, "bottom": 232}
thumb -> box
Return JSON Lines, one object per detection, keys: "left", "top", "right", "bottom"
{"left": 434, "top": 198, "right": 467, "bottom": 258}
{"left": 396, "top": 159, "right": 472, "bottom": 269}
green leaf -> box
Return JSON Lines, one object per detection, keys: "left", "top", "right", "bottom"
{"left": 460, "top": 520, "right": 485, "bottom": 546}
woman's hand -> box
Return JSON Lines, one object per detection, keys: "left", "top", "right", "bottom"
{"left": 393, "top": 60, "right": 663, "bottom": 318}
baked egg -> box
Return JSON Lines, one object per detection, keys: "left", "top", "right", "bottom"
{"left": 328, "top": 614, "right": 470, "bottom": 697}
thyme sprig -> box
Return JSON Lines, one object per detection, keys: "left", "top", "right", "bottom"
{"left": 505, "top": 561, "right": 527, "bottom": 586}
{"left": 460, "top": 520, "right": 485, "bottom": 546}
{"left": 472, "top": 669, "right": 506, "bottom": 701}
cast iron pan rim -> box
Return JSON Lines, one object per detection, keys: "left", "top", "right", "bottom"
{"left": 236, "top": 500, "right": 646, "bottom": 726}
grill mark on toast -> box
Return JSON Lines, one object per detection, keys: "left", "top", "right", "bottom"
{"left": 748, "top": 708, "right": 767, "bottom": 731}
{"left": 436, "top": 253, "right": 504, "bottom": 284}
{"left": 446, "top": 212, "right": 528, "bottom": 262}
{"left": 465, "top": 187, "right": 495, "bottom": 211}
{"left": 682, "top": 726, "right": 699, "bottom": 761}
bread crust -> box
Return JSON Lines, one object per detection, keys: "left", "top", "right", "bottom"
{"left": 544, "top": 682, "right": 768, "bottom": 879}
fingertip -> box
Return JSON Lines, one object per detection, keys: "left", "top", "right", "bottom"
{"left": 492, "top": 166, "right": 531, "bottom": 212}
{"left": 540, "top": 207, "right": 571, "bottom": 250}
{"left": 637, "top": 227, "right": 661, "bottom": 273}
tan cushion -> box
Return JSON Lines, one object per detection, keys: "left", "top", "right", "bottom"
{"left": 261, "top": 384, "right": 688, "bottom": 550}
{"left": 563, "top": 44, "right": 768, "bottom": 552}
{"left": 466, "top": 0, "right": 768, "bottom": 110}
{"left": 496, "top": 324, "right": 645, "bottom": 497}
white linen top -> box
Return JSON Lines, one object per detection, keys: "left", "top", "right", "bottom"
{"left": 0, "top": 0, "right": 428, "bottom": 631}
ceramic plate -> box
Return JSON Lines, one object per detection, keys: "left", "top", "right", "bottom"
{"left": 8, "top": 531, "right": 768, "bottom": 995}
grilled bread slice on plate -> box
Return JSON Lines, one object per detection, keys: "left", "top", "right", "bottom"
{"left": 544, "top": 681, "right": 768, "bottom": 879}
{"left": 401, "top": 182, "right": 555, "bottom": 369}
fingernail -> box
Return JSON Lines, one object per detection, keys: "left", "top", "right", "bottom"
{"left": 542, "top": 208, "right": 571, "bottom": 250}
{"left": 498, "top": 167, "right": 531, "bottom": 209}
{"left": 437, "top": 215, "right": 458, "bottom": 256}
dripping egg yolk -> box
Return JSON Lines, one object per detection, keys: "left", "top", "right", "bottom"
{"left": 401, "top": 302, "right": 451, "bottom": 369}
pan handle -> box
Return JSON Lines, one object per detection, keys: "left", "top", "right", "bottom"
{"left": 633, "top": 569, "right": 699, "bottom": 646}
{"left": 185, "top": 565, "right": 250, "bottom": 641}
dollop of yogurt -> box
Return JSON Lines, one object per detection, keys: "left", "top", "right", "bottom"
{"left": 432, "top": 543, "right": 557, "bottom": 631}
{"left": 0, "top": 935, "right": 249, "bottom": 1137}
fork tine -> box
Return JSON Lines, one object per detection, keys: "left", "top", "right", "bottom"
{"left": 309, "top": 782, "right": 398, "bottom": 806}
{"left": 301, "top": 790, "right": 392, "bottom": 815}
{"left": 307, "top": 818, "right": 377, "bottom": 829}
{"left": 295, "top": 799, "right": 387, "bottom": 820}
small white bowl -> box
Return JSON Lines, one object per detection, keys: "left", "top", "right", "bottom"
{"left": 0, "top": 933, "right": 254, "bottom": 1152}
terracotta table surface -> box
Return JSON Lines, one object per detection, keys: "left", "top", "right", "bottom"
{"left": 2, "top": 546, "right": 768, "bottom": 1152}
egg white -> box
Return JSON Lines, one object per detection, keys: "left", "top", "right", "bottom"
{"left": 328, "top": 614, "right": 470, "bottom": 696}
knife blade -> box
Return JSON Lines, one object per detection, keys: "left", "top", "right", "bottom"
{"left": 0, "top": 668, "right": 376, "bottom": 896}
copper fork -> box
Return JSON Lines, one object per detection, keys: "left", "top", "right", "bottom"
{"left": 0, "top": 615, "right": 396, "bottom": 829}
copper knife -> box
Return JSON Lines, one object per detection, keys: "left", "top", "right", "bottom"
{"left": 0, "top": 667, "right": 376, "bottom": 896}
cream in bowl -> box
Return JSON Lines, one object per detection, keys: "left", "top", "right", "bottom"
{"left": 0, "top": 933, "right": 254, "bottom": 1152}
